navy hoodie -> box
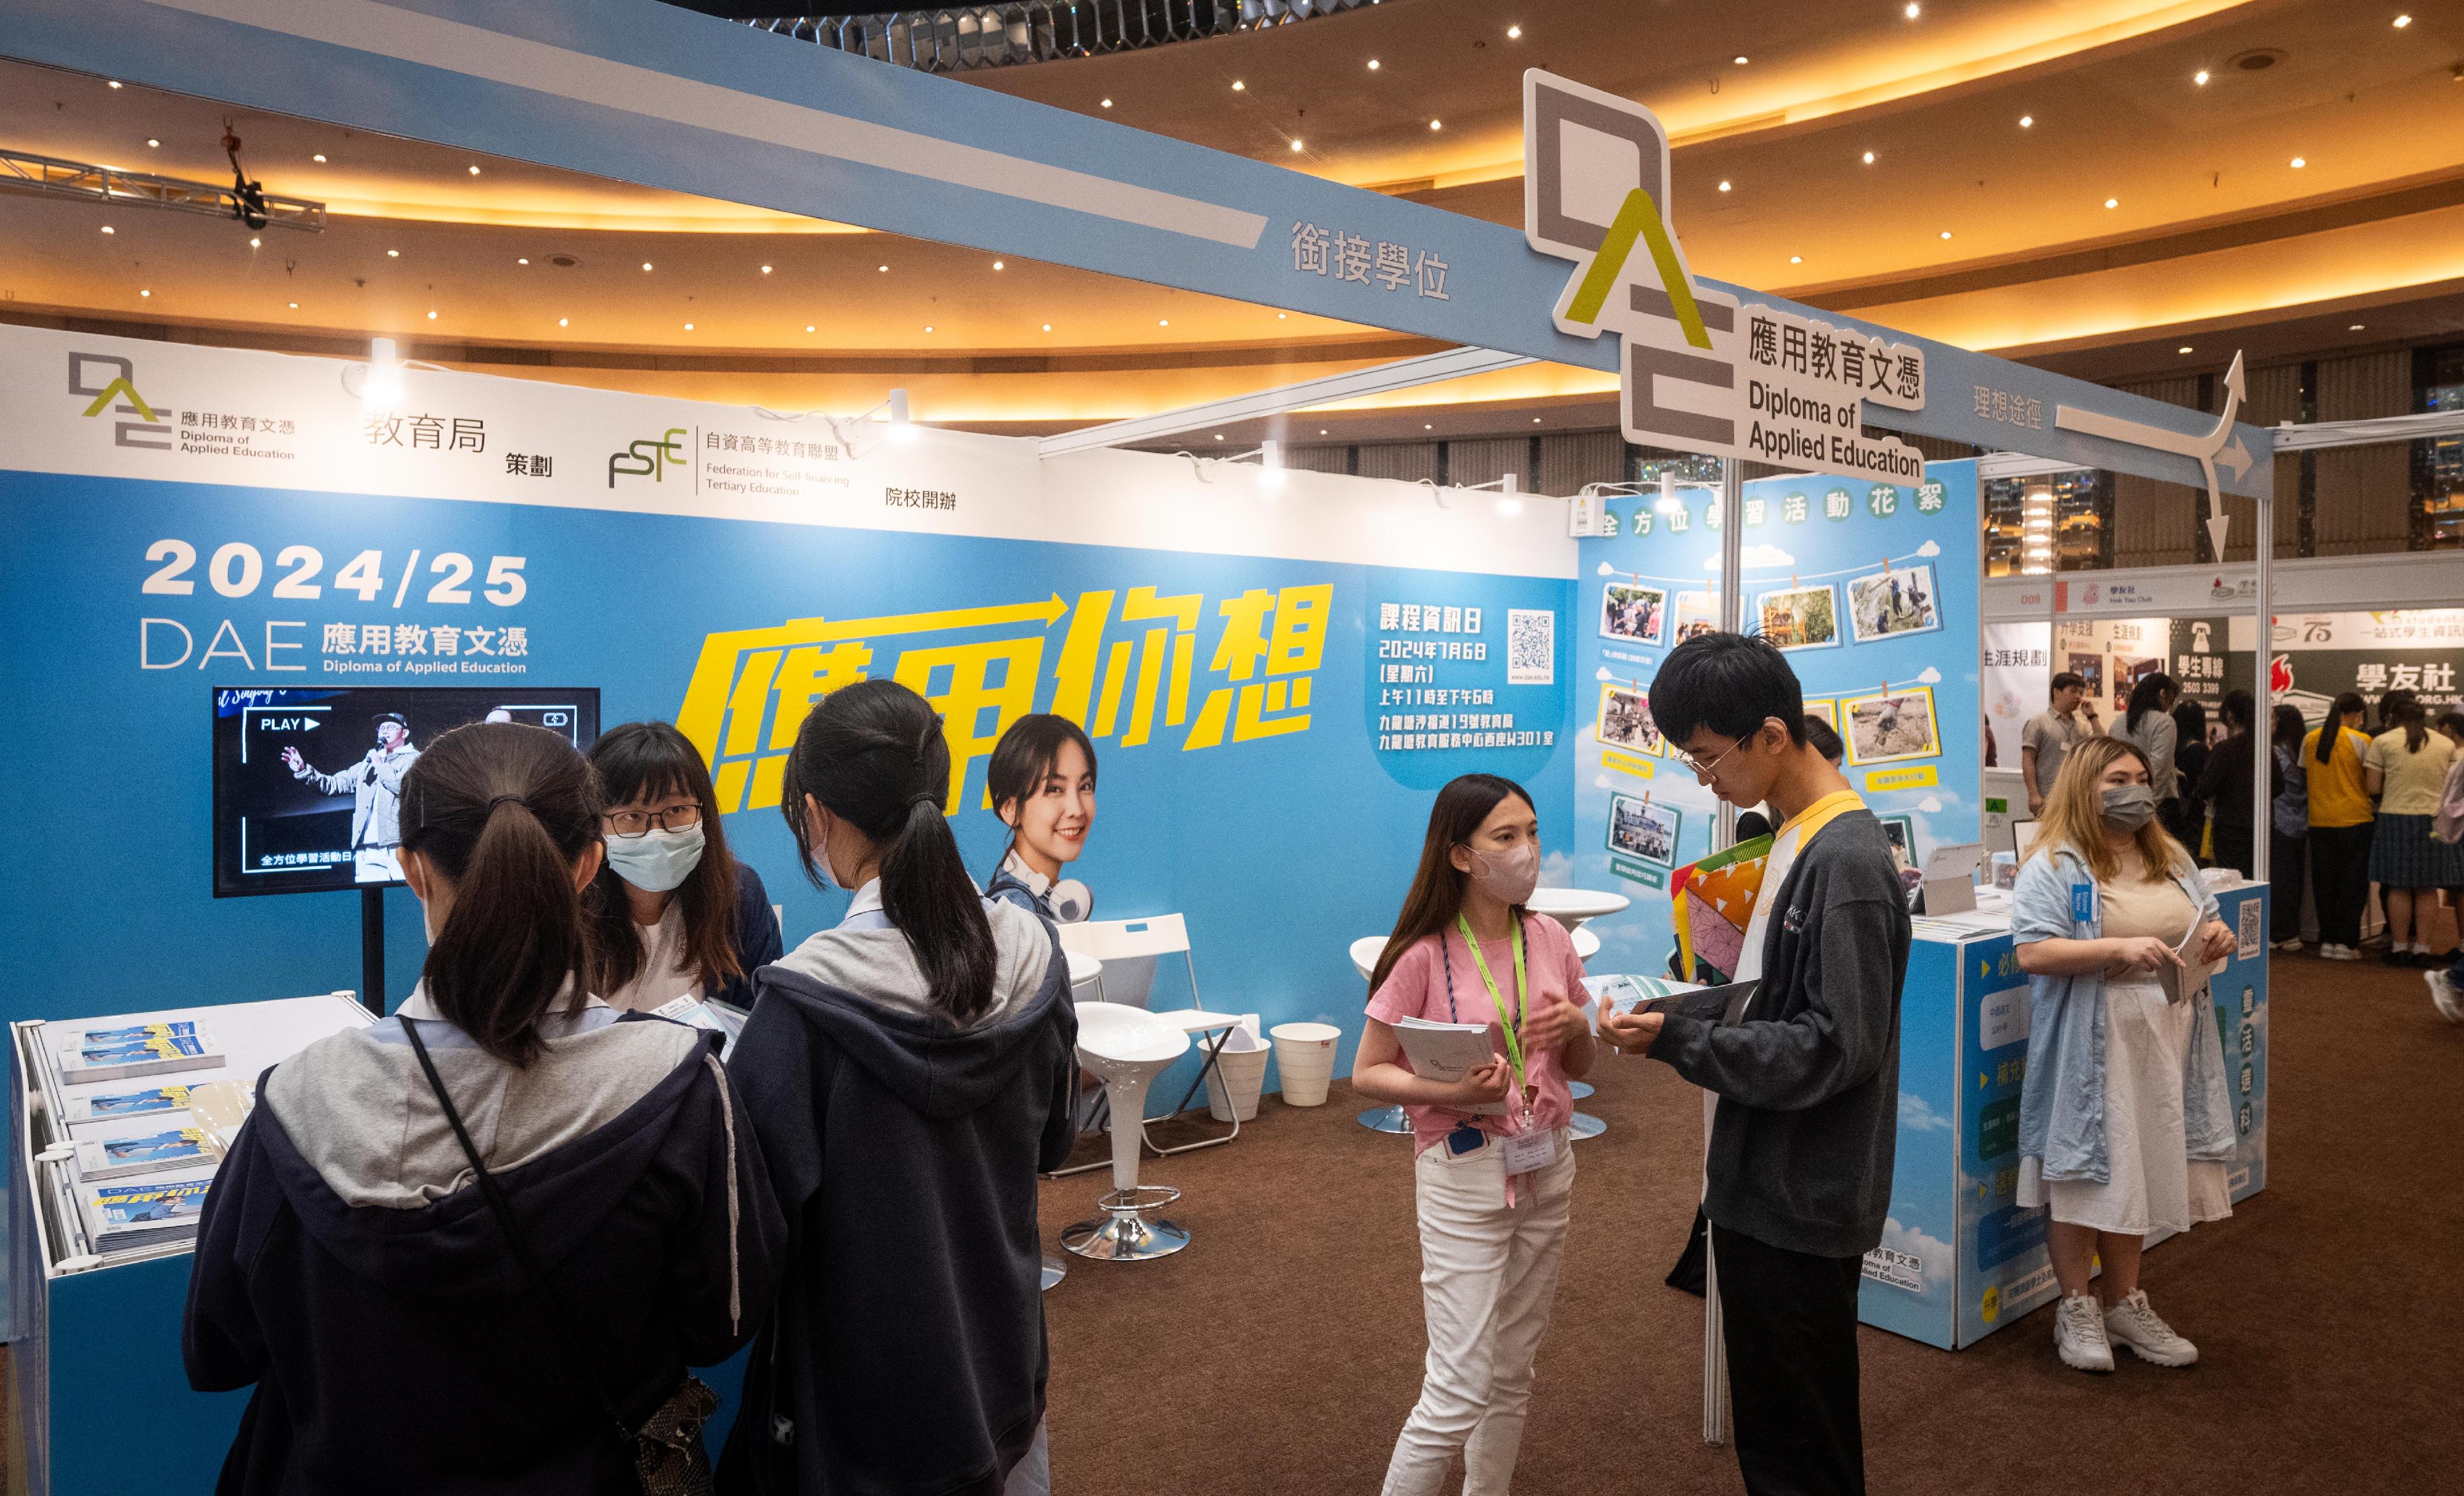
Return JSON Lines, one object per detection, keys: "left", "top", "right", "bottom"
{"left": 184, "top": 997, "right": 787, "bottom": 1494}
{"left": 718, "top": 895, "right": 1077, "bottom": 1495}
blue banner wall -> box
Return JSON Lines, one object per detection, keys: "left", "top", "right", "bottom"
{"left": 1573, "top": 461, "right": 1983, "bottom": 977}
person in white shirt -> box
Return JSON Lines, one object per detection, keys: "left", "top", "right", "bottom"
{"left": 580, "top": 722, "right": 782, "bottom": 1014}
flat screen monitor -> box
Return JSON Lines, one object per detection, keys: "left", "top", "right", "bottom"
{"left": 212, "top": 685, "right": 601, "bottom": 897}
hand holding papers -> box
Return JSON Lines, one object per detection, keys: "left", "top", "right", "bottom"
{"left": 1390, "top": 1017, "right": 1511, "bottom": 1114}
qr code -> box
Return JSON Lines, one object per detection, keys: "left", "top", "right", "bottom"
{"left": 1507, "top": 609, "right": 1555, "bottom": 685}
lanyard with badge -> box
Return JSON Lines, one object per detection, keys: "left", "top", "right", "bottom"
{"left": 1449, "top": 913, "right": 1556, "bottom": 1176}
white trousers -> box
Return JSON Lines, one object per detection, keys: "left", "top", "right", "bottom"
{"left": 1380, "top": 1130, "right": 1576, "bottom": 1496}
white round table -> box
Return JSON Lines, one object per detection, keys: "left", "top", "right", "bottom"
{"left": 1526, "top": 887, "right": 1632, "bottom": 931}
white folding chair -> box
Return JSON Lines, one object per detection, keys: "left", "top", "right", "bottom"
{"left": 1058, "top": 914, "right": 1241, "bottom": 1157}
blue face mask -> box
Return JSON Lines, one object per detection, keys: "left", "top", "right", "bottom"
{"left": 606, "top": 823, "right": 705, "bottom": 894}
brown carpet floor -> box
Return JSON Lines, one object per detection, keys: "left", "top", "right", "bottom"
{"left": 1035, "top": 945, "right": 2464, "bottom": 1494}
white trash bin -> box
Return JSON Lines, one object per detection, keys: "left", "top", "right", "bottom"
{"left": 1205, "top": 1017, "right": 1271, "bottom": 1123}
{"left": 1269, "top": 1021, "right": 1342, "bottom": 1107}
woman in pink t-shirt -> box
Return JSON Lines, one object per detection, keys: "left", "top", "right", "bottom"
{"left": 1352, "top": 774, "right": 1595, "bottom": 1496}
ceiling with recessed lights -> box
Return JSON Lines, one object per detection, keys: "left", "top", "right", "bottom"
{"left": 2, "top": 0, "right": 2461, "bottom": 436}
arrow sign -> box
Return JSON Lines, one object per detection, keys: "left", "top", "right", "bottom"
{"left": 2057, "top": 349, "right": 2248, "bottom": 554}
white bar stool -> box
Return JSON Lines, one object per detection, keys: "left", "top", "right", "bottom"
{"left": 1348, "top": 936, "right": 1414, "bottom": 1134}
{"left": 1060, "top": 1001, "right": 1192, "bottom": 1262}
{"left": 1042, "top": 948, "right": 1111, "bottom": 1290}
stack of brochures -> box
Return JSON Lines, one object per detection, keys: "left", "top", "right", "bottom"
{"left": 47, "top": 1014, "right": 236, "bottom": 1256}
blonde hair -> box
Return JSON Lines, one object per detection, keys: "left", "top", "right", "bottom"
{"left": 2027, "top": 735, "right": 2190, "bottom": 886}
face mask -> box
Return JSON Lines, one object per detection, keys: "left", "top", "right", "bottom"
{"left": 1464, "top": 841, "right": 1541, "bottom": 906}
{"left": 2099, "top": 784, "right": 2158, "bottom": 832}
{"left": 606, "top": 823, "right": 705, "bottom": 894}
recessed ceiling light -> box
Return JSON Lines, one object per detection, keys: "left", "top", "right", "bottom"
{"left": 684, "top": 322, "right": 694, "bottom": 330}
{"left": 1231, "top": 80, "right": 1245, "bottom": 91}
{"left": 139, "top": 288, "right": 149, "bottom": 297}
{"left": 806, "top": 323, "right": 816, "bottom": 331}
{"left": 2019, "top": 115, "right": 2033, "bottom": 127}
{"left": 288, "top": 302, "right": 298, "bottom": 309}
{"left": 99, "top": 225, "right": 113, "bottom": 235}
{"left": 642, "top": 262, "right": 654, "bottom": 270}
{"left": 1532, "top": 416, "right": 1542, "bottom": 424}
{"left": 1368, "top": 59, "right": 1380, "bottom": 70}
{"left": 1718, "top": 180, "right": 1733, "bottom": 192}
{"left": 1862, "top": 150, "right": 1876, "bottom": 164}
{"left": 1507, "top": 25, "right": 1521, "bottom": 39}
{"left": 1322, "top": 428, "right": 1331, "bottom": 435}
{"left": 1429, "top": 119, "right": 1443, "bottom": 131}
{"left": 107, "top": 80, "right": 121, "bottom": 89}
{"left": 249, "top": 236, "right": 261, "bottom": 248}
{"left": 1789, "top": 254, "right": 1803, "bottom": 264}
{"left": 559, "top": 317, "right": 569, "bottom": 327}
{"left": 925, "top": 325, "right": 934, "bottom": 333}
{"left": 427, "top": 310, "right": 438, "bottom": 320}
{"left": 145, "top": 138, "right": 158, "bottom": 148}
{"left": 387, "top": 248, "right": 399, "bottom": 257}
{"left": 468, "top": 165, "right": 480, "bottom": 175}
{"left": 1425, "top": 423, "right": 1434, "bottom": 431}
{"left": 1903, "top": 2, "right": 1919, "bottom": 16}
{"left": 1042, "top": 323, "right": 1052, "bottom": 331}
{"left": 312, "top": 153, "right": 326, "bottom": 163}
{"left": 2290, "top": 156, "right": 2306, "bottom": 168}
{"left": 761, "top": 264, "right": 772, "bottom": 273}
{"left": 1291, "top": 139, "right": 1304, "bottom": 151}
{"left": 2393, "top": 14, "right": 2411, "bottom": 26}
{"left": 992, "top": 260, "right": 1004, "bottom": 270}
{"left": 2104, "top": 197, "right": 2118, "bottom": 209}
{"left": 2349, "top": 323, "right": 2365, "bottom": 331}
{"left": 1733, "top": 55, "right": 1749, "bottom": 65}
{"left": 517, "top": 257, "right": 529, "bottom": 265}
{"left": 1214, "top": 433, "right": 1225, "bottom": 441}
{"left": 878, "top": 264, "right": 889, "bottom": 273}
{"left": 1159, "top": 318, "right": 1170, "bottom": 326}
{"left": 1278, "top": 312, "right": 1287, "bottom": 318}
{"left": 2194, "top": 69, "right": 2210, "bottom": 84}
{"left": 1100, "top": 98, "right": 1112, "bottom": 108}
{"left": 1939, "top": 230, "right": 1953, "bottom": 239}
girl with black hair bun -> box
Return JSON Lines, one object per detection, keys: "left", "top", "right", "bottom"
{"left": 583, "top": 720, "right": 782, "bottom": 1015}
{"left": 984, "top": 713, "right": 1098, "bottom": 923}
{"left": 720, "top": 681, "right": 1078, "bottom": 1496}
{"left": 186, "top": 721, "right": 785, "bottom": 1494}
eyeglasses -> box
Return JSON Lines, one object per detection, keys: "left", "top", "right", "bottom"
{"left": 1674, "top": 737, "right": 1747, "bottom": 780}
{"left": 604, "top": 804, "right": 703, "bottom": 838}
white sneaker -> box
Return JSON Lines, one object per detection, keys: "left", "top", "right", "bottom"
{"left": 2054, "top": 1293, "right": 2114, "bottom": 1373}
{"left": 2104, "top": 1290, "right": 2198, "bottom": 1367}
{"left": 2428, "top": 968, "right": 2464, "bottom": 1025}
{"left": 2272, "top": 937, "right": 2305, "bottom": 952}
{"left": 2320, "top": 944, "right": 2359, "bottom": 961}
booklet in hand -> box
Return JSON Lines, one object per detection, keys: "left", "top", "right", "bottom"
{"left": 1583, "top": 974, "right": 1755, "bottom": 1026}
{"left": 1389, "top": 1016, "right": 1508, "bottom": 1115}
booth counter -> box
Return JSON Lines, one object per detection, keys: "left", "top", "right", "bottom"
{"left": 1858, "top": 883, "right": 2271, "bottom": 1350}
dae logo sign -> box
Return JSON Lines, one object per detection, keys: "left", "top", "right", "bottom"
{"left": 1520, "top": 71, "right": 1928, "bottom": 483}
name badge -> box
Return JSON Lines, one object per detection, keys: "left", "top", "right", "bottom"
{"left": 1502, "top": 1128, "right": 1556, "bottom": 1176}
{"left": 2071, "top": 883, "right": 2097, "bottom": 925}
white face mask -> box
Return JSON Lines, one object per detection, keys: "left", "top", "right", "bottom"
{"left": 1463, "top": 840, "right": 1541, "bottom": 906}
{"left": 604, "top": 823, "right": 705, "bottom": 894}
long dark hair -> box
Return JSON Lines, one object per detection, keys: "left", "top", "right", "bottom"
{"left": 780, "top": 680, "right": 997, "bottom": 1022}
{"left": 2271, "top": 703, "right": 2306, "bottom": 752}
{"left": 582, "top": 721, "right": 744, "bottom": 1000}
{"left": 2171, "top": 697, "right": 2207, "bottom": 746}
{"left": 1368, "top": 774, "right": 1533, "bottom": 998}
{"left": 2216, "top": 690, "right": 2253, "bottom": 735}
{"left": 2383, "top": 692, "right": 2428, "bottom": 753}
{"left": 399, "top": 722, "right": 601, "bottom": 1066}
{"left": 2319, "top": 690, "right": 2365, "bottom": 763}
{"left": 2125, "top": 671, "right": 2176, "bottom": 735}
{"left": 984, "top": 713, "right": 1097, "bottom": 874}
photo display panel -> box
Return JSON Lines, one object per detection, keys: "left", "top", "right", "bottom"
{"left": 211, "top": 685, "right": 600, "bottom": 897}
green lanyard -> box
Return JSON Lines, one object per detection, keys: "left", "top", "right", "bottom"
{"left": 1454, "top": 913, "right": 1529, "bottom": 1090}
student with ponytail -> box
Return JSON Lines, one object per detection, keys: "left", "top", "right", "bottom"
{"left": 721, "top": 681, "right": 1078, "bottom": 1496}
{"left": 186, "top": 721, "right": 786, "bottom": 1494}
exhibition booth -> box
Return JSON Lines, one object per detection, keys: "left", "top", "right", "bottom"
{"left": 0, "top": 1, "right": 2303, "bottom": 1487}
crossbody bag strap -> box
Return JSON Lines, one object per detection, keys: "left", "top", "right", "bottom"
{"left": 399, "top": 1015, "right": 634, "bottom": 1446}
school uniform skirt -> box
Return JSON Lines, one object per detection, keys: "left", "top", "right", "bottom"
{"left": 2369, "top": 812, "right": 2463, "bottom": 889}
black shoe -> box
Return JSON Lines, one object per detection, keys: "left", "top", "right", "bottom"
{"left": 2384, "top": 948, "right": 2417, "bottom": 968}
